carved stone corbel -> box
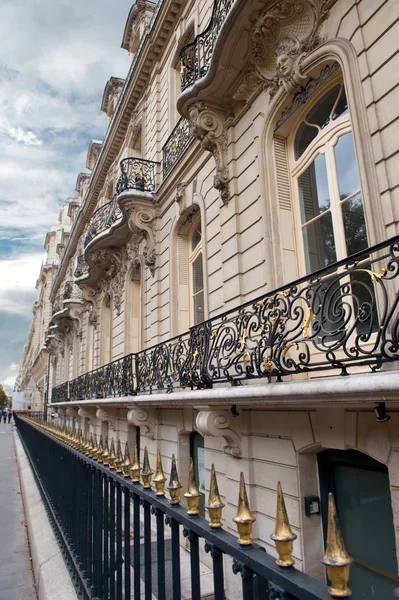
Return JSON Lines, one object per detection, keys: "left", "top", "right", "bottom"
{"left": 96, "top": 407, "right": 117, "bottom": 430}
{"left": 126, "top": 205, "right": 157, "bottom": 275}
{"left": 78, "top": 407, "right": 97, "bottom": 424}
{"left": 175, "top": 182, "right": 189, "bottom": 214}
{"left": 82, "top": 286, "right": 97, "bottom": 325}
{"left": 66, "top": 407, "right": 79, "bottom": 417}
{"left": 127, "top": 407, "right": 156, "bottom": 439}
{"left": 188, "top": 103, "right": 230, "bottom": 206}
{"left": 196, "top": 409, "right": 241, "bottom": 457}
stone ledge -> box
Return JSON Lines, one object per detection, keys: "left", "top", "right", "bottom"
{"left": 13, "top": 429, "right": 78, "bottom": 600}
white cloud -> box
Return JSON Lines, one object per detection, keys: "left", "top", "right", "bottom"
{"left": 8, "top": 363, "right": 18, "bottom": 372}
{"left": 4, "top": 127, "right": 42, "bottom": 146}
{"left": 1, "top": 375, "right": 16, "bottom": 394}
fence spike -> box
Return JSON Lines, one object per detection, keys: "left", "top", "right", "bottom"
{"left": 270, "top": 482, "right": 297, "bottom": 567}
{"left": 96, "top": 434, "right": 104, "bottom": 462}
{"left": 108, "top": 438, "right": 117, "bottom": 469}
{"left": 141, "top": 446, "right": 153, "bottom": 489}
{"left": 205, "top": 464, "right": 225, "bottom": 528}
{"left": 115, "top": 440, "right": 124, "bottom": 473}
{"left": 321, "top": 494, "right": 352, "bottom": 597}
{"left": 92, "top": 433, "right": 98, "bottom": 457}
{"left": 184, "top": 457, "right": 201, "bottom": 516}
{"left": 233, "top": 472, "right": 256, "bottom": 545}
{"left": 87, "top": 433, "right": 95, "bottom": 457}
{"left": 130, "top": 444, "right": 141, "bottom": 483}
{"left": 167, "top": 454, "right": 182, "bottom": 504}
{"left": 122, "top": 442, "right": 131, "bottom": 477}
{"left": 154, "top": 451, "right": 167, "bottom": 496}
{"left": 102, "top": 437, "right": 110, "bottom": 466}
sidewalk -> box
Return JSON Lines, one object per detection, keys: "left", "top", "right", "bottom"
{"left": 0, "top": 420, "right": 37, "bottom": 600}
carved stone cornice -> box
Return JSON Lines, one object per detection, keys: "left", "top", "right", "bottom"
{"left": 188, "top": 103, "right": 231, "bottom": 206}
{"left": 250, "top": 0, "right": 330, "bottom": 98}
{"left": 196, "top": 409, "right": 241, "bottom": 457}
{"left": 96, "top": 407, "right": 117, "bottom": 430}
{"left": 127, "top": 407, "right": 156, "bottom": 439}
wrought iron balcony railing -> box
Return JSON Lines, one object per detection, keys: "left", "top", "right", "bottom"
{"left": 74, "top": 255, "right": 89, "bottom": 279}
{"left": 69, "top": 354, "right": 135, "bottom": 401}
{"left": 84, "top": 197, "right": 122, "bottom": 248}
{"left": 116, "top": 157, "right": 159, "bottom": 194}
{"left": 179, "top": 0, "right": 234, "bottom": 91}
{"left": 52, "top": 236, "right": 399, "bottom": 403}
{"left": 162, "top": 117, "right": 194, "bottom": 178}
{"left": 63, "top": 280, "right": 82, "bottom": 301}
{"left": 51, "top": 382, "right": 68, "bottom": 404}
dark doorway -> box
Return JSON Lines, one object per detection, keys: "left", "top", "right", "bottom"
{"left": 318, "top": 449, "right": 398, "bottom": 598}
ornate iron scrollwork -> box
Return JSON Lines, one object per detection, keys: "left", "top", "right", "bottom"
{"left": 162, "top": 117, "right": 194, "bottom": 178}
{"left": 116, "top": 158, "right": 159, "bottom": 194}
{"left": 84, "top": 196, "right": 122, "bottom": 248}
{"left": 179, "top": 0, "right": 234, "bottom": 91}
{"left": 74, "top": 255, "right": 89, "bottom": 279}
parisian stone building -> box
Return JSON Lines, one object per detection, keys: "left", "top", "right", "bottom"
{"left": 21, "top": 0, "right": 399, "bottom": 597}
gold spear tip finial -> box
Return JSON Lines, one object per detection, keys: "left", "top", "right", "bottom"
{"left": 167, "top": 454, "right": 182, "bottom": 504}
{"left": 184, "top": 457, "right": 201, "bottom": 516}
{"left": 321, "top": 494, "right": 352, "bottom": 598}
{"left": 115, "top": 439, "right": 124, "bottom": 473}
{"left": 102, "top": 437, "right": 110, "bottom": 466}
{"left": 270, "top": 481, "right": 297, "bottom": 568}
{"left": 233, "top": 472, "right": 256, "bottom": 545}
{"left": 141, "top": 446, "right": 153, "bottom": 488}
{"left": 108, "top": 438, "right": 117, "bottom": 469}
{"left": 122, "top": 441, "right": 131, "bottom": 477}
{"left": 154, "top": 451, "right": 167, "bottom": 496}
{"left": 130, "top": 444, "right": 141, "bottom": 483}
{"left": 206, "top": 464, "right": 225, "bottom": 528}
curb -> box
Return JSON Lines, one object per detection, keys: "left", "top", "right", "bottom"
{"left": 13, "top": 428, "right": 78, "bottom": 600}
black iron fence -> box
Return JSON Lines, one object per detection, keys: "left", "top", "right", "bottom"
{"left": 15, "top": 414, "right": 348, "bottom": 600}
{"left": 53, "top": 236, "right": 399, "bottom": 403}
{"left": 179, "top": 0, "right": 234, "bottom": 91}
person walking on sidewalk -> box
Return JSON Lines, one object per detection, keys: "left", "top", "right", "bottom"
{"left": 7, "top": 410, "right": 12, "bottom": 424}
{"left": 2, "top": 409, "right": 7, "bottom": 424}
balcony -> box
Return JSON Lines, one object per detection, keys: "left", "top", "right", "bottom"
{"left": 179, "top": 0, "right": 234, "bottom": 92}
{"left": 162, "top": 117, "right": 194, "bottom": 178}
{"left": 52, "top": 236, "right": 399, "bottom": 403}
{"left": 116, "top": 157, "right": 159, "bottom": 194}
{"left": 52, "top": 294, "right": 66, "bottom": 316}
{"left": 74, "top": 255, "right": 89, "bottom": 279}
{"left": 84, "top": 198, "right": 122, "bottom": 248}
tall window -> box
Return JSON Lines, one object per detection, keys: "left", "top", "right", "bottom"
{"left": 100, "top": 294, "right": 112, "bottom": 366}
{"left": 189, "top": 217, "right": 204, "bottom": 325}
{"left": 125, "top": 264, "right": 142, "bottom": 354}
{"left": 290, "top": 81, "right": 369, "bottom": 273}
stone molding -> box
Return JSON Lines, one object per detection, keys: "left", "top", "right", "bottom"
{"left": 189, "top": 103, "right": 231, "bottom": 206}
{"left": 96, "top": 408, "right": 117, "bottom": 430}
{"left": 249, "top": 0, "right": 330, "bottom": 98}
{"left": 127, "top": 407, "right": 156, "bottom": 439}
{"left": 125, "top": 203, "right": 158, "bottom": 275}
{"left": 196, "top": 409, "right": 241, "bottom": 457}
{"left": 78, "top": 407, "right": 97, "bottom": 424}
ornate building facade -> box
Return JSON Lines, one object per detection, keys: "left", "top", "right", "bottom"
{"left": 26, "top": 0, "right": 399, "bottom": 596}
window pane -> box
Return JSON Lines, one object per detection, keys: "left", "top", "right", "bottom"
{"left": 303, "top": 212, "right": 337, "bottom": 273}
{"left": 342, "top": 195, "right": 368, "bottom": 256}
{"left": 294, "top": 121, "right": 318, "bottom": 159}
{"left": 191, "top": 220, "right": 201, "bottom": 251}
{"left": 192, "top": 253, "right": 203, "bottom": 295}
{"left": 333, "top": 86, "right": 348, "bottom": 120}
{"left": 193, "top": 290, "right": 204, "bottom": 325}
{"left": 298, "top": 154, "right": 330, "bottom": 224}
{"left": 335, "top": 132, "right": 360, "bottom": 199}
{"left": 306, "top": 85, "right": 341, "bottom": 128}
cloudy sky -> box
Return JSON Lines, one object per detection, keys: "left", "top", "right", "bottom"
{"left": 0, "top": 0, "right": 132, "bottom": 393}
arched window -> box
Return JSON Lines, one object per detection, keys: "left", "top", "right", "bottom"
{"left": 100, "top": 294, "right": 112, "bottom": 366}
{"left": 86, "top": 319, "right": 94, "bottom": 372}
{"left": 289, "top": 80, "right": 369, "bottom": 273}
{"left": 125, "top": 264, "right": 142, "bottom": 354}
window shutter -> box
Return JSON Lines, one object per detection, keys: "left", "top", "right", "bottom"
{"left": 178, "top": 236, "right": 188, "bottom": 285}
{"left": 274, "top": 136, "right": 292, "bottom": 211}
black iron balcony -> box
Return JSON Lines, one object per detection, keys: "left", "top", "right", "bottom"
{"left": 52, "top": 235, "right": 399, "bottom": 402}
{"left": 179, "top": 0, "right": 234, "bottom": 91}
{"left": 63, "top": 280, "right": 82, "bottom": 300}
{"left": 162, "top": 117, "right": 194, "bottom": 178}
{"left": 51, "top": 382, "right": 68, "bottom": 404}
{"left": 74, "top": 255, "right": 89, "bottom": 279}
{"left": 84, "top": 197, "right": 122, "bottom": 248}
{"left": 116, "top": 157, "right": 159, "bottom": 195}
{"left": 68, "top": 354, "right": 135, "bottom": 401}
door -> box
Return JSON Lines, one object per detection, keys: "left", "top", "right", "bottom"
{"left": 318, "top": 450, "right": 398, "bottom": 598}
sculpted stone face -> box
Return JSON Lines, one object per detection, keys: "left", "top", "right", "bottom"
{"left": 276, "top": 53, "right": 293, "bottom": 77}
